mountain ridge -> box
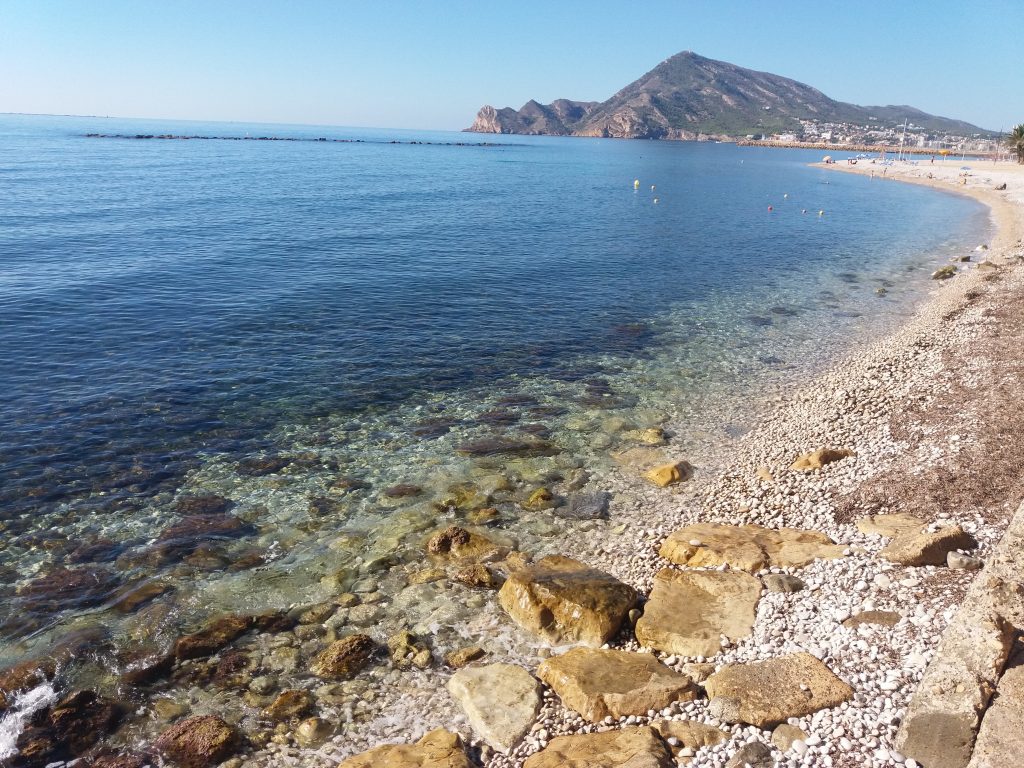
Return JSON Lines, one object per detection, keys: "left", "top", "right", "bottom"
{"left": 466, "top": 51, "right": 990, "bottom": 140}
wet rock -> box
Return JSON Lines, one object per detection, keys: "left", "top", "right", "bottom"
{"left": 789, "top": 447, "right": 854, "bottom": 471}
{"left": 450, "top": 562, "right": 500, "bottom": 589}
{"left": 705, "top": 652, "right": 854, "bottom": 727}
{"left": 645, "top": 460, "right": 695, "bottom": 487}
{"left": 120, "top": 651, "right": 175, "bottom": 686}
{"left": 309, "top": 495, "right": 344, "bottom": 516}
{"left": 387, "top": 631, "right": 433, "bottom": 669}
{"left": 252, "top": 609, "right": 299, "bottom": 633}
{"left": 523, "top": 726, "right": 673, "bottom": 768}
{"left": 408, "top": 567, "right": 447, "bottom": 585}
{"left": 152, "top": 514, "right": 250, "bottom": 561}
{"left": 856, "top": 513, "right": 924, "bottom": 537}
{"left": 635, "top": 569, "right": 761, "bottom": 657}
{"left": 67, "top": 537, "right": 123, "bottom": 564}
{"left": 383, "top": 483, "right": 422, "bottom": 499}
{"left": 726, "top": 741, "right": 774, "bottom": 768}
{"left": 455, "top": 437, "right": 558, "bottom": 458}
{"left": 212, "top": 648, "right": 253, "bottom": 688}
{"left": 310, "top": 634, "right": 377, "bottom": 679}
{"left": 110, "top": 579, "right": 173, "bottom": 613}
{"left": 328, "top": 475, "right": 370, "bottom": 493}
{"left": 174, "top": 615, "right": 253, "bottom": 660}
{"left": 652, "top": 719, "right": 727, "bottom": 750}
{"left": 762, "top": 574, "right": 806, "bottom": 593}
{"left": 932, "top": 265, "right": 958, "bottom": 280}
{"left": 477, "top": 408, "right": 520, "bottom": 426}
{"left": 880, "top": 525, "right": 978, "bottom": 566}
{"left": 557, "top": 491, "right": 610, "bottom": 520}
{"left": 444, "top": 646, "right": 486, "bottom": 668}
{"left": 237, "top": 455, "right": 290, "bottom": 476}
{"left": 154, "top": 715, "right": 240, "bottom": 768}
{"left": 426, "top": 525, "right": 470, "bottom": 554}
{"left": 175, "top": 495, "right": 233, "bottom": 516}
{"left": 0, "top": 657, "right": 56, "bottom": 710}
{"left": 89, "top": 754, "right": 147, "bottom": 768}
{"left": 426, "top": 526, "right": 509, "bottom": 562}
{"left": 772, "top": 723, "right": 809, "bottom": 751}
{"left": 521, "top": 487, "right": 557, "bottom": 510}
{"left": 294, "top": 716, "right": 330, "bottom": 746}
{"left": 338, "top": 729, "right": 475, "bottom": 768}
{"left": 842, "top": 610, "right": 901, "bottom": 629}
{"left": 538, "top": 648, "right": 697, "bottom": 722}
{"left": 660, "top": 522, "right": 846, "bottom": 573}
{"left": 18, "top": 566, "right": 119, "bottom": 611}
{"left": 447, "top": 663, "right": 541, "bottom": 754}
{"left": 625, "top": 427, "right": 667, "bottom": 445}
{"left": 264, "top": 689, "right": 314, "bottom": 721}
{"left": 497, "top": 555, "right": 637, "bottom": 647}
{"left": 412, "top": 417, "right": 461, "bottom": 439}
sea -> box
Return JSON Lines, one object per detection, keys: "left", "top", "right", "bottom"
{"left": 0, "top": 114, "right": 990, "bottom": 749}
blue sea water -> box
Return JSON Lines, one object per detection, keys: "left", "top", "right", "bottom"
{"left": 0, "top": 115, "right": 989, "bottom": 659}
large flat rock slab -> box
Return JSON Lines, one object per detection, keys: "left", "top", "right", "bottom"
{"left": 635, "top": 568, "right": 761, "bottom": 657}
{"left": 880, "top": 525, "right": 977, "bottom": 566}
{"left": 967, "top": 663, "right": 1024, "bottom": 768}
{"left": 660, "top": 522, "right": 845, "bottom": 572}
{"left": 704, "top": 652, "right": 853, "bottom": 728}
{"left": 446, "top": 663, "right": 541, "bottom": 754}
{"left": 856, "top": 513, "right": 924, "bottom": 537}
{"left": 497, "top": 555, "right": 637, "bottom": 647}
{"left": 523, "top": 726, "right": 673, "bottom": 768}
{"left": 338, "top": 729, "right": 475, "bottom": 768}
{"left": 537, "top": 648, "right": 697, "bottom": 722}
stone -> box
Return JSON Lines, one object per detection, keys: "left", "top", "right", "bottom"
{"left": 455, "top": 437, "right": 558, "bottom": 458}
{"left": 523, "top": 726, "right": 673, "bottom": 768}
{"left": 948, "top": 552, "right": 983, "bottom": 570}
{"left": 538, "top": 648, "right": 697, "bottom": 723}
{"left": 383, "top": 484, "right": 422, "bottom": 498}
{"left": 237, "top": 455, "right": 290, "bottom": 475}
{"left": 522, "top": 487, "right": 557, "bottom": 510}
{"left": 338, "top": 728, "right": 475, "bottom": 768}
{"left": 880, "top": 525, "right": 977, "bottom": 567}
{"left": 635, "top": 569, "right": 761, "bottom": 657}
{"left": 932, "top": 265, "right": 958, "bottom": 280}
{"left": 726, "top": 741, "right": 774, "bottom": 768}
{"left": 652, "top": 719, "right": 727, "bottom": 750}
{"left": 110, "top": 579, "right": 172, "bottom": 613}
{"left": 450, "top": 562, "right": 500, "bottom": 589}
{"left": 264, "top": 689, "right": 314, "bottom": 721}
{"left": 704, "top": 652, "right": 854, "bottom": 727}
{"left": 310, "top": 634, "right": 377, "bottom": 679}
{"left": 174, "top": 615, "right": 253, "bottom": 660}
{"left": 660, "top": 522, "right": 845, "bottom": 573}
{"left": 843, "top": 610, "right": 901, "bottom": 629}
{"left": 120, "top": 652, "right": 175, "bottom": 686}
{"left": 447, "top": 663, "right": 541, "bottom": 754}
{"left": 772, "top": 724, "right": 808, "bottom": 751}
{"left": 789, "top": 447, "right": 854, "bottom": 471}
{"left": 557, "top": 491, "right": 610, "bottom": 520}
{"left": 0, "top": 657, "right": 56, "bottom": 709}
{"left": 626, "top": 427, "right": 667, "bottom": 445}
{"left": 387, "top": 631, "right": 432, "bottom": 668}
{"left": 856, "top": 513, "right": 924, "bottom": 537}
{"left": 426, "top": 526, "right": 508, "bottom": 562}
{"left": 762, "top": 574, "right": 805, "bottom": 593}
{"left": 444, "top": 646, "right": 486, "bottom": 667}
{"left": 18, "top": 566, "right": 119, "bottom": 611}
{"left": 294, "top": 716, "right": 330, "bottom": 746}
{"left": 755, "top": 467, "right": 775, "bottom": 483}
{"left": 175, "top": 495, "right": 233, "bottom": 516}
{"left": 645, "top": 460, "right": 695, "bottom": 487}
{"left": 497, "top": 555, "right": 637, "bottom": 647}
{"left": 18, "top": 689, "right": 123, "bottom": 760}
{"left": 966, "top": 663, "right": 1024, "bottom": 768}
{"left": 154, "top": 715, "right": 239, "bottom": 768}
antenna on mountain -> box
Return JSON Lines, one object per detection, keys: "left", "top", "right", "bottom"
{"left": 897, "top": 118, "right": 908, "bottom": 162}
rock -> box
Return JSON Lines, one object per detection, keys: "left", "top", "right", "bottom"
{"left": 932, "top": 265, "right": 958, "bottom": 280}
{"left": 450, "top": 562, "right": 500, "bottom": 589}
{"left": 120, "top": 652, "right": 175, "bottom": 686}
{"left": 110, "top": 579, "right": 172, "bottom": 613}
{"left": 497, "top": 555, "right": 637, "bottom": 647}
{"left": 538, "top": 648, "right": 697, "bottom": 722}
{"left": 856, "top": 513, "right": 923, "bottom": 537}
{"left": 772, "top": 724, "right": 808, "bottom": 751}
{"left": 522, "top": 487, "right": 557, "bottom": 510}
{"left": 18, "top": 566, "right": 119, "bottom": 611}
{"left": 626, "top": 427, "right": 667, "bottom": 445}
{"left": 652, "top": 719, "right": 727, "bottom": 749}
{"left": 762, "top": 574, "right": 805, "bottom": 593}
{"left": 408, "top": 567, "right": 447, "bottom": 585}
{"left": 880, "top": 525, "right": 977, "bottom": 566}
{"left": 154, "top": 715, "right": 240, "bottom": 768}
{"left": 294, "top": 716, "right": 330, "bottom": 746}
{"left": 90, "top": 755, "right": 147, "bottom": 768}
{"left": 174, "top": 615, "right": 253, "bottom": 660}
{"left": 523, "top": 726, "right": 673, "bottom": 768}
{"left": 557, "top": 491, "right": 610, "bottom": 520}
{"left": 264, "top": 689, "right": 314, "bottom": 721}
{"left": 726, "top": 741, "right": 774, "bottom": 768}
{"left": 995, "top": 183, "right": 1007, "bottom": 190}
{"left": 445, "top": 646, "right": 486, "bottom": 668}
{"left": 387, "top": 631, "right": 432, "bottom": 668}
{"left": 426, "top": 526, "right": 508, "bottom": 562}
{"left": 383, "top": 484, "right": 422, "bottom": 498}
{"left": 755, "top": 467, "right": 775, "bottom": 483}
{"left": 948, "top": 552, "right": 983, "bottom": 570}
{"left": 645, "top": 460, "right": 695, "bottom": 487}
{"left": 635, "top": 569, "right": 760, "bottom": 657}
{"left": 0, "top": 657, "right": 56, "bottom": 709}
{"left": 427, "top": 525, "right": 470, "bottom": 553}
{"left": 21, "top": 690, "right": 123, "bottom": 759}
{"left": 682, "top": 662, "right": 716, "bottom": 683}
{"left": 789, "top": 447, "right": 854, "bottom": 471}
{"left": 237, "top": 455, "right": 290, "bottom": 476}
{"left": 298, "top": 602, "right": 335, "bottom": 624}
{"left": 310, "top": 634, "right": 377, "bottom": 679}
{"left": 966, "top": 663, "right": 1024, "bottom": 768}
{"left": 704, "top": 652, "right": 854, "bottom": 727}
{"left": 660, "top": 522, "right": 845, "bottom": 573}
{"left": 175, "top": 495, "right": 233, "bottom": 516}
{"left": 447, "top": 663, "right": 541, "bottom": 754}
{"left": 338, "top": 728, "right": 475, "bottom": 768}
{"left": 842, "top": 610, "right": 901, "bottom": 629}
{"left": 455, "top": 437, "right": 558, "bottom": 458}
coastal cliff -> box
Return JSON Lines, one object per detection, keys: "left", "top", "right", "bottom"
{"left": 466, "top": 50, "right": 991, "bottom": 140}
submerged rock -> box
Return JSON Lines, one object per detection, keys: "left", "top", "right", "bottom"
{"left": 932, "top": 265, "right": 958, "bottom": 280}
{"left": 18, "top": 566, "right": 119, "bottom": 611}
{"left": 645, "top": 460, "right": 695, "bottom": 487}
{"left": 455, "top": 437, "right": 558, "bottom": 458}
{"left": 523, "top": 726, "right": 673, "bottom": 768}
{"left": 237, "top": 455, "right": 290, "bottom": 476}
{"left": 264, "top": 689, "right": 314, "bottom": 721}
{"left": 174, "top": 615, "right": 253, "bottom": 660}
{"left": 338, "top": 729, "right": 475, "bottom": 768}
{"left": 447, "top": 663, "right": 541, "bottom": 754}
{"left": 557, "top": 491, "right": 610, "bottom": 520}
{"left": 174, "top": 495, "right": 233, "bottom": 516}
{"left": 310, "top": 634, "right": 377, "bottom": 679}
{"left": 154, "top": 715, "right": 240, "bottom": 768}
{"left": 497, "top": 555, "right": 637, "bottom": 647}
{"left": 538, "top": 648, "right": 697, "bottom": 722}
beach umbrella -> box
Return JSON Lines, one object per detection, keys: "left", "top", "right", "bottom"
{"left": 822, "top": 155, "right": 832, "bottom": 162}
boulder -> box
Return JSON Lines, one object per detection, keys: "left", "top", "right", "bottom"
{"left": 497, "top": 555, "right": 637, "bottom": 647}
{"left": 174, "top": 615, "right": 253, "bottom": 660}
{"left": 880, "top": 525, "right": 977, "bottom": 566}
{"left": 659, "top": 522, "right": 845, "bottom": 573}
{"left": 426, "top": 526, "right": 508, "bottom": 562}
{"left": 446, "top": 663, "right": 541, "bottom": 754}
{"left": 310, "top": 634, "right": 377, "bottom": 679}
{"left": 538, "top": 648, "right": 697, "bottom": 722}
{"left": 856, "top": 513, "right": 923, "bottom": 537}
{"left": 771, "top": 723, "right": 808, "bottom": 751}
{"left": 523, "top": 726, "right": 673, "bottom": 768}
{"left": 153, "top": 715, "right": 239, "bottom": 768}
{"left": 18, "top": 566, "right": 119, "bottom": 611}
{"left": 15, "top": 690, "right": 123, "bottom": 762}
{"left": 966, "top": 663, "right": 1024, "bottom": 768}
{"left": 338, "top": 729, "right": 475, "bottom": 768}
{"left": 726, "top": 741, "right": 774, "bottom": 768}
{"left": 789, "top": 448, "right": 853, "bottom": 471}
{"left": 932, "top": 265, "right": 958, "bottom": 280}
{"left": 264, "top": 689, "right": 314, "bottom": 721}
{"left": 444, "top": 646, "right": 486, "bottom": 668}
{"left": 762, "top": 574, "right": 805, "bottom": 593}
{"left": 0, "top": 657, "right": 56, "bottom": 710}
{"left": 651, "top": 719, "right": 727, "bottom": 749}
{"left": 635, "top": 569, "right": 760, "bottom": 657}
{"left": 704, "top": 652, "right": 854, "bottom": 727}
{"left": 645, "top": 461, "right": 694, "bottom": 487}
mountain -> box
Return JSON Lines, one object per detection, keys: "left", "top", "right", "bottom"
{"left": 466, "top": 51, "right": 990, "bottom": 140}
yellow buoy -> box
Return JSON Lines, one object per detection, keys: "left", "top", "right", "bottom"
{"left": 634, "top": 179, "right": 640, "bottom": 189}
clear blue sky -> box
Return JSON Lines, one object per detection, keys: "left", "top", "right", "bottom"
{"left": 1, "top": 0, "right": 1020, "bottom": 132}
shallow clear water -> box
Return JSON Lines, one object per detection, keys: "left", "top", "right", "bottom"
{"left": 0, "top": 114, "right": 988, "bottom": 670}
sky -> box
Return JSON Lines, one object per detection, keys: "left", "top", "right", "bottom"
{"left": 0, "top": 0, "right": 1021, "bottom": 132}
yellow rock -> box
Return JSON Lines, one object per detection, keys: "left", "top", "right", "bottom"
{"left": 645, "top": 461, "right": 695, "bottom": 487}
{"left": 755, "top": 467, "right": 774, "bottom": 483}
{"left": 522, "top": 487, "right": 556, "bottom": 510}
{"left": 790, "top": 448, "right": 854, "bottom": 471}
